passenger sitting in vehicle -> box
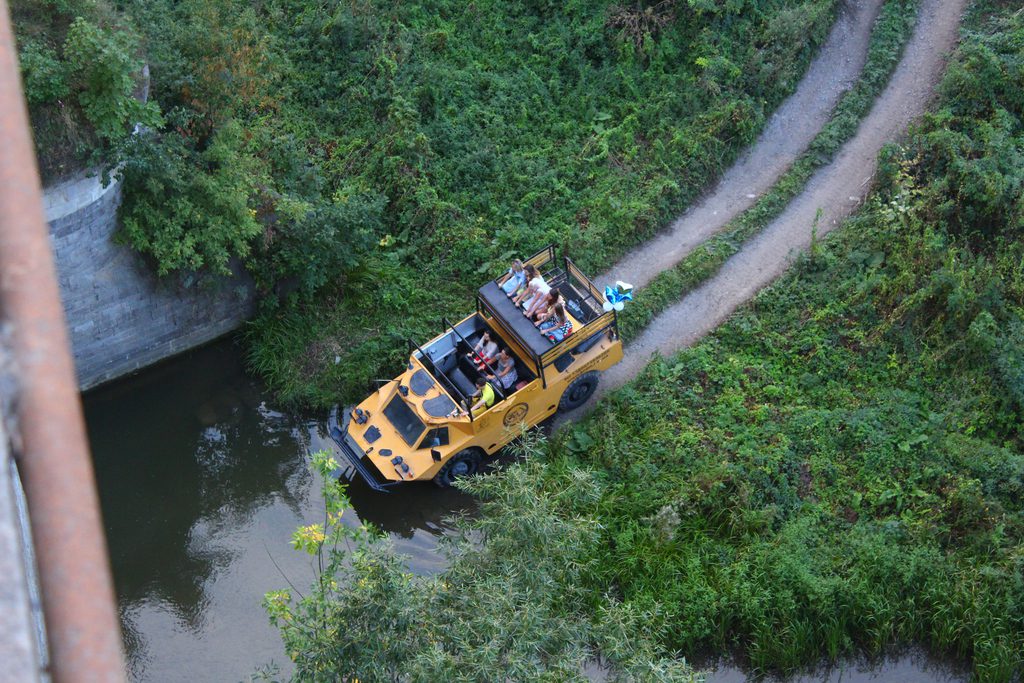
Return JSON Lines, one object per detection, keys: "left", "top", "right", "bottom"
{"left": 541, "top": 303, "right": 573, "bottom": 342}
{"left": 486, "top": 347, "right": 519, "bottom": 390}
{"left": 525, "top": 279, "right": 559, "bottom": 319}
{"left": 467, "top": 331, "right": 498, "bottom": 371}
{"left": 467, "top": 376, "right": 496, "bottom": 417}
{"left": 498, "top": 259, "right": 527, "bottom": 297}
{"left": 512, "top": 265, "right": 549, "bottom": 310}
{"left": 530, "top": 288, "right": 564, "bottom": 324}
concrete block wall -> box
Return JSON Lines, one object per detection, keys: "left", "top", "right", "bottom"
{"left": 45, "top": 170, "right": 255, "bottom": 390}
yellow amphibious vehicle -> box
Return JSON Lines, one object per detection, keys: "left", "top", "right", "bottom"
{"left": 328, "top": 245, "right": 624, "bottom": 489}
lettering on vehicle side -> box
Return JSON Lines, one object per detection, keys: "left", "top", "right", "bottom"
{"left": 566, "top": 349, "right": 608, "bottom": 381}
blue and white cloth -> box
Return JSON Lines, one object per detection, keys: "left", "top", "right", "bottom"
{"left": 501, "top": 268, "right": 527, "bottom": 295}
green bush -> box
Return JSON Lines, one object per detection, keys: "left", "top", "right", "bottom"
{"left": 117, "top": 118, "right": 262, "bottom": 276}
{"left": 12, "top": 0, "right": 158, "bottom": 179}
{"left": 63, "top": 17, "right": 160, "bottom": 141}
{"left": 18, "top": 38, "right": 68, "bottom": 105}
{"left": 267, "top": 449, "right": 699, "bottom": 681}
{"left": 261, "top": 186, "right": 386, "bottom": 299}
{"left": 907, "top": 12, "right": 1024, "bottom": 242}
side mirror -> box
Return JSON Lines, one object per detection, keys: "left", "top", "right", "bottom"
{"left": 431, "top": 449, "right": 442, "bottom": 462}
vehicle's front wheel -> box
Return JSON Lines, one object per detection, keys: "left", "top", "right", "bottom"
{"left": 558, "top": 371, "right": 600, "bottom": 412}
{"left": 433, "top": 448, "right": 483, "bottom": 488}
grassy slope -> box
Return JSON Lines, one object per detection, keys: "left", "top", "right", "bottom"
{"left": 538, "top": 5, "right": 1024, "bottom": 678}
{"left": 619, "top": 0, "right": 920, "bottom": 341}
{"left": 241, "top": 0, "right": 838, "bottom": 406}
{"left": 270, "top": 4, "right": 1024, "bottom": 680}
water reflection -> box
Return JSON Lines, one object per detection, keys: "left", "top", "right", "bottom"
{"left": 84, "top": 338, "right": 476, "bottom": 682}
{"left": 701, "top": 648, "right": 970, "bottom": 682}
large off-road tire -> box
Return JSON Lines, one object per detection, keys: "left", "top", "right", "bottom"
{"left": 433, "top": 448, "right": 483, "bottom": 488}
{"left": 558, "top": 371, "right": 600, "bottom": 412}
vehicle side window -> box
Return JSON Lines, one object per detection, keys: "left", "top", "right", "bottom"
{"left": 419, "top": 427, "right": 449, "bottom": 450}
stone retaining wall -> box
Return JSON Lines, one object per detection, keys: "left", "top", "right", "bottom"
{"left": 45, "top": 170, "right": 254, "bottom": 391}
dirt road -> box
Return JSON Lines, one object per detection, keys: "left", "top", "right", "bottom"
{"left": 577, "top": 0, "right": 968, "bottom": 417}
{"left": 597, "top": 0, "right": 884, "bottom": 290}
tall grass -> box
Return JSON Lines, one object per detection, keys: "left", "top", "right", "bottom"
{"left": 518, "top": 7, "right": 1024, "bottom": 676}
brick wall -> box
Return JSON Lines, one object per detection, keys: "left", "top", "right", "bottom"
{"left": 45, "top": 170, "right": 254, "bottom": 390}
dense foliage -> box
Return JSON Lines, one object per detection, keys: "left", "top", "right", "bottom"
{"left": 549, "top": 8, "right": 1024, "bottom": 677}
{"left": 266, "top": 448, "right": 699, "bottom": 682}
{"left": 18, "top": 0, "right": 839, "bottom": 401}
{"left": 144, "top": 0, "right": 832, "bottom": 405}
{"left": 11, "top": 0, "right": 159, "bottom": 181}
{"left": 272, "top": 5, "right": 1024, "bottom": 680}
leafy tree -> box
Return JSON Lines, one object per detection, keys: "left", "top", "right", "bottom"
{"left": 12, "top": 0, "right": 159, "bottom": 178}
{"left": 266, "top": 444, "right": 698, "bottom": 682}
{"left": 262, "top": 188, "right": 386, "bottom": 299}
{"left": 18, "top": 37, "right": 68, "bottom": 105}
{"left": 116, "top": 116, "right": 263, "bottom": 276}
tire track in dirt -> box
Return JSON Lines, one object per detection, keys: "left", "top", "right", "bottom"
{"left": 586, "top": 0, "right": 967, "bottom": 409}
{"left": 596, "top": 0, "right": 884, "bottom": 291}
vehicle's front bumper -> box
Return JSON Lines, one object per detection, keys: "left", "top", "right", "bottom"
{"left": 327, "top": 406, "right": 401, "bottom": 492}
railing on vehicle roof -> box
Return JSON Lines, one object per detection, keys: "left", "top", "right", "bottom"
{"left": 538, "top": 308, "right": 616, "bottom": 366}
{"left": 522, "top": 244, "right": 555, "bottom": 270}
{"left": 565, "top": 257, "right": 605, "bottom": 310}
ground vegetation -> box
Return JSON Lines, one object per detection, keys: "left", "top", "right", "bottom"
{"left": 66, "top": 0, "right": 833, "bottom": 403}
{"left": 550, "top": 7, "right": 1024, "bottom": 675}
{"left": 11, "top": 0, "right": 159, "bottom": 181}
{"left": 271, "top": 4, "right": 1024, "bottom": 679}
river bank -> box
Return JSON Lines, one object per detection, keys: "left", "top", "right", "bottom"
{"left": 83, "top": 338, "right": 475, "bottom": 681}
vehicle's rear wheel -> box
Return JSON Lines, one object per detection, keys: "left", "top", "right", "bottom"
{"left": 433, "top": 448, "right": 483, "bottom": 488}
{"left": 558, "top": 371, "right": 600, "bottom": 412}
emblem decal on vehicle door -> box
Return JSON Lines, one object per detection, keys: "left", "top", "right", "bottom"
{"left": 503, "top": 403, "right": 529, "bottom": 427}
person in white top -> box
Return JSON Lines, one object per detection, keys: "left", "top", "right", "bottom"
{"left": 526, "top": 287, "right": 562, "bottom": 321}
{"left": 523, "top": 277, "right": 552, "bottom": 317}
{"left": 467, "top": 331, "right": 498, "bottom": 370}
{"left": 531, "top": 288, "right": 565, "bottom": 323}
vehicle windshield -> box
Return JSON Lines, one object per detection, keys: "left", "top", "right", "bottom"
{"left": 382, "top": 395, "right": 426, "bottom": 447}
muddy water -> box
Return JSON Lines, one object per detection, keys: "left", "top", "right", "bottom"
{"left": 84, "top": 338, "right": 476, "bottom": 682}
{"left": 700, "top": 648, "right": 970, "bottom": 683}
{"left": 84, "top": 338, "right": 970, "bottom": 683}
